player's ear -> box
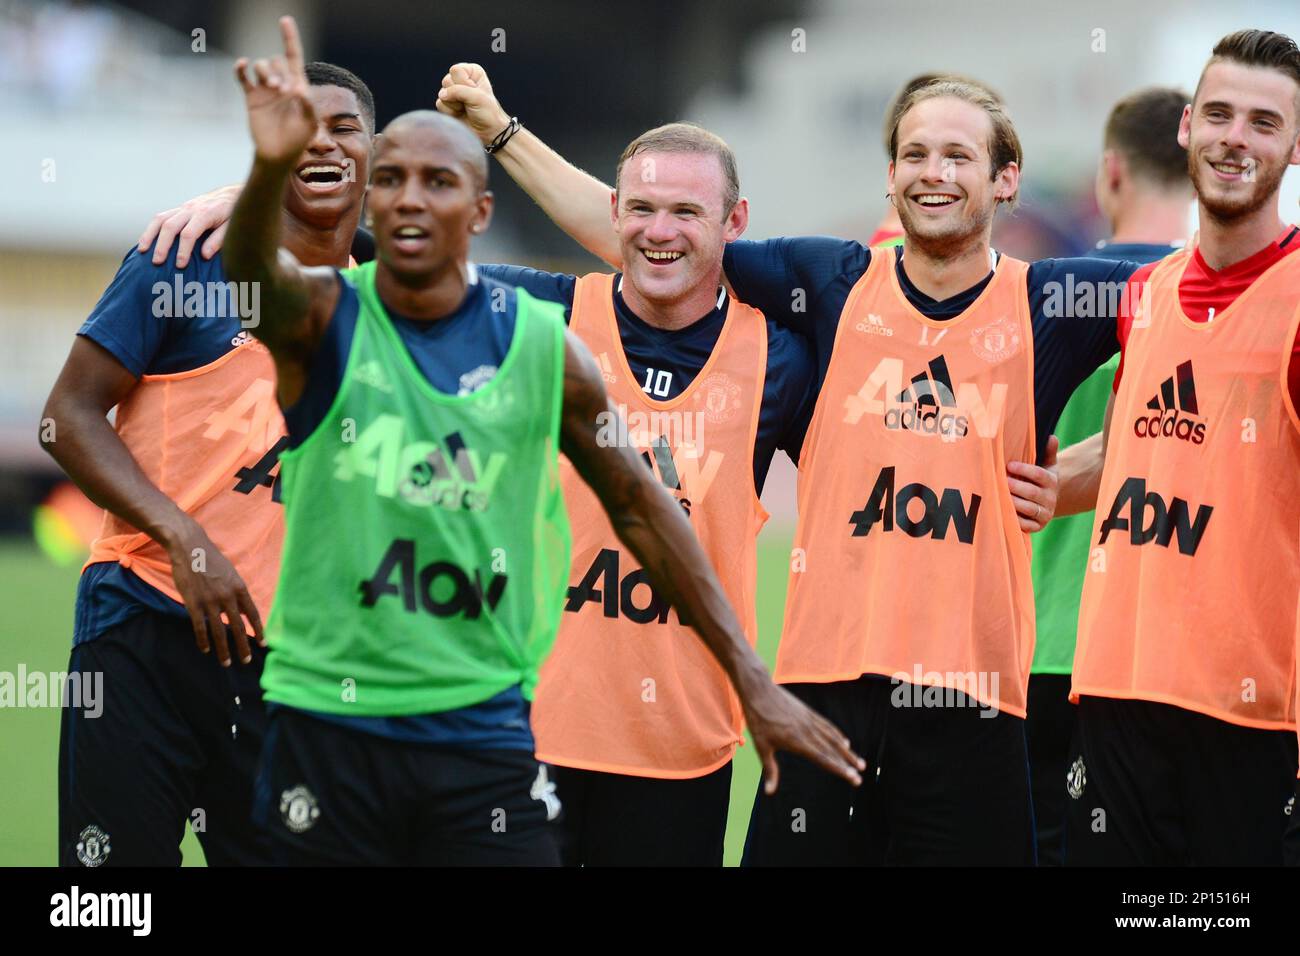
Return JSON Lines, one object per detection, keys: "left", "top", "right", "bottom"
{"left": 723, "top": 196, "right": 748, "bottom": 242}
{"left": 609, "top": 187, "right": 619, "bottom": 229}
{"left": 887, "top": 160, "right": 897, "bottom": 203}
{"left": 1177, "top": 105, "right": 1192, "bottom": 150}
{"left": 472, "top": 190, "right": 494, "bottom": 235}
{"left": 1102, "top": 150, "right": 1123, "bottom": 192}
{"left": 993, "top": 161, "right": 1019, "bottom": 205}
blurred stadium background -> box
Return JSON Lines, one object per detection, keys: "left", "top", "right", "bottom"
{"left": 2, "top": 0, "right": 1299, "bottom": 866}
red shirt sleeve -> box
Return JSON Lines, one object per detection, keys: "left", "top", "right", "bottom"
{"left": 1113, "top": 261, "right": 1161, "bottom": 392}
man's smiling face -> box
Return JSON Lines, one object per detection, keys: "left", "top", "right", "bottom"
{"left": 1180, "top": 60, "right": 1300, "bottom": 223}
{"left": 283, "top": 84, "right": 371, "bottom": 228}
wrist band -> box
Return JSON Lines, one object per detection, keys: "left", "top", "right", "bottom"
{"left": 485, "top": 117, "right": 521, "bottom": 154}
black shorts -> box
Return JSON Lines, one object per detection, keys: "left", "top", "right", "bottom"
{"left": 1026, "top": 672, "right": 1075, "bottom": 866}
{"left": 252, "top": 706, "right": 561, "bottom": 866}
{"left": 1065, "top": 696, "right": 1298, "bottom": 866}
{"left": 742, "top": 675, "right": 1035, "bottom": 866}
{"left": 58, "top": 609, "right": 271, "bottom": 867}
{"left": 550, "top": 761, "right": 732, "bottom": 866}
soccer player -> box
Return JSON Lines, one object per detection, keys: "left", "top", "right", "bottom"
{"left": 39, "top": 59, "right": 375, "bottom": 866}
{"left": 436, "top": 71, "right": 1149, "bottom": 865}
{"left": 463, "top": 117, "right": 819, "bottom": 866}
{"left": 1057, "top": 29, "right": 1300, "bottom": 866}
{"left": 1027, "top": 85, "right": 1192, "bottom": 866}
{"left": 226, "top": 18, "right": 861, "bottom": 866}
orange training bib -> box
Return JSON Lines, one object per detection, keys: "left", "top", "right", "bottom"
{"left": 85, "top": 338, "right": 287, "bottom": 621}
{"left": 531, "top": 273, "right": 769, "bottom": 777}
{"left": 777, "top": 250, "right": 1037, "bottom": 717}
{"left": 1074, "top": 248, "right": 1300, "bottom": 730}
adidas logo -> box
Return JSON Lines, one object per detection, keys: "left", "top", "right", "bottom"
{"left": 844, "top": 355, "right": 1006, "bottom": 439}
{"left": 230, "top": 329, "right": 255, "bottom": 348}
{"left": 883, "top": 355, "right": 970, "bottom": 440}
{"left": 1133, "top": 360, "right": 1205, "bottom": 445}
{"left": 353, "top": 359, "right": 394, "bottom": 394}
{"left": 596, "top": 352, "right": 618, "bottom": 385}
{"left": 854, "top": 312, "right": 894, "bottom": 337}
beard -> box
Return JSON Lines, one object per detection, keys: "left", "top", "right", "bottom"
{"left": 895, "top": 193, "right": 995, "bottom": 259}
{"left": 1189, "top": 149, "right": 1287, "bottom": 224}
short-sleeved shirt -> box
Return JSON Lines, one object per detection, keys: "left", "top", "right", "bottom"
{"left": 475, "top": 264, "right": 817, "bottom": 490}
{"left": 722, "top": 237, "right": 1144, "bottom": 461}
{"left": 74, "top": 231, "right": 379, "bottom": 647}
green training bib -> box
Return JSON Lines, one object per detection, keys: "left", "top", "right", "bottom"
{"left": 262, "top": 263, "right": 571, "bottom": 715}
{"left": 1030, "top": 354, "right": 1118, "bottom": 674}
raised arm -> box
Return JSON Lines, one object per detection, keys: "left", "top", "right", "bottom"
{"left": 225, "top": 16, "right": 338, "bottom": 403}
{"left": 436, "top": 64, "right": 621, "bottom": 268}
{"left": 557, "top": 330, "right": 864, "bottom": 792}
{"left": 1056, "top": 392, "right": 1115, "bottom": 516}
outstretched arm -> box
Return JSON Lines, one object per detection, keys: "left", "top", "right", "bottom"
{"left": 558, "top": 330, "right": 864, "bottom": 792}
{"left": 437, "top": 64, "right": 622, "bottom": 268}
{"left": 136, "top": 184, "right": 243, "bottom": 268}
{"left": 1056, "top": 392, "right": 1115, "bottom": 516}
{"left": 224, "top": 16, "right": 338, "bottom": 405}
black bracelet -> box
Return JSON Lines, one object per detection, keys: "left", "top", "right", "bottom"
{"left": 485, "top": 117, "right": 521, "bottom": 155}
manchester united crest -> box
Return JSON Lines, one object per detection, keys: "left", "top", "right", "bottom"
{"left": 280, "top": 785, "right": 321, "bottom": 833}
{"left": 970, "top": 315, "right": 1021, "bottom": 364}
{"left": 1066, "top": 756, "right": 1087, "bottom": 800}
{"left": 76, "top": 825, "right": 111, "bottom": 867}
{"left": 698, "top": 373, "right": 741, "bottom": 424}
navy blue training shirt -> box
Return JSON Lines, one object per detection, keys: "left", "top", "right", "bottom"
{"left": 477, "top": 264, "right": 817, "bottom": 491}
{"left": 722, "top": 238, "right": 1145, "bottom": 461}
{"left": 283, "top": 268, "right": 517, "bottom": 444}
{"left": 1088, "top": 239, "right": 1183, "bottom": 264}
{"left": 75, "top": 241, "right": 265, "bottom": 647}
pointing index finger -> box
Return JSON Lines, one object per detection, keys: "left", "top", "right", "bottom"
{"left": 280, "top": 16, "right": 304, "bottom": 73}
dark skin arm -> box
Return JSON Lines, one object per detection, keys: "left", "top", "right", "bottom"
{"left": 39, "top": 338, "right": 262, "bottom": 665}
{"left": 224, "top": 17, "right": 337, "bottom": 406}
{"left": 558, "top": 330, "right": 864, "bottom": 792}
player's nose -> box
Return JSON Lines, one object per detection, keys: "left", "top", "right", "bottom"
{"left": 920, "top": 154, "right": 949, "bottom": 184}
{"left": 1220, "top": 117, "right": 1251, "bottom": 151}
{"left": 394, "top": 176, "right": 428, "bottom": 212}
{"left": 643, "top": 210, "right": 677, "bottom": 243}
{"left": 306, "top": 119, "right": 339, "bottom": 153}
